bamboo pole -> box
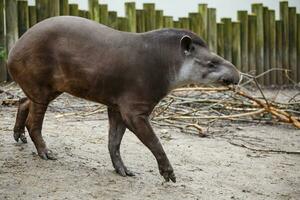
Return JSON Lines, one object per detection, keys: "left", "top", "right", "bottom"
{"left": 198, "top": 4, "right": 207, "bottom": 41}
{"left": 280, "top": 1, "right": 289, "bottom": 84}
{"left": 251, "top": 4, "right": 264, "bottom": 84}
{"left": 237, "top": 11, "right": 248, "bottom": 73}
{"left": 0, "top": 0, "right": 5, "bottom": 81}
{"left": 276, "top": 20, "right": 283, "bottom": 85}
{"left": 179, "top": 17, "right": 189, "bottom": 30}
{"left": 269, "top": 10, "right": 276, "bottom": 85}
{"left": 189, "top": 13, "right": 200, "bottom": 35}
{"left": 125, "top": 2, "right": 136, "bottom": 32}
{"left": 17, "top": 0, "right": 29, "bottom": 37}
{"left": 163, "top": 16, "right": 173, "bottom": 28}
{"left": 155, "top": 10, "right": 163, "bottom": 29}
{"left": 49, "top": 0, "right": 59, "bottom": 17}
{"left": 232, "top": 22, "right": 241, "bottom": 70}
{"left": 248, "top": 14, "right": 256, "bottom": 74}
{"left": 36, "top": 0, "right": 49, "bottom": 22}
{"left": 99, "top": 4, "right": 108, "bottom": 25}
{"left": 108, "top": 11, "right": 118, "bottom": 29}
{"left": 143, "top": 3, "right": 155, "bottom": 31}
{"left": 288, "top": 7, "right": 297, "bottom": 83}
{"left": 88, "top": 0, "right": 99, "bottom": 22}
{"left": 28, "top": 6, "right": 37, "bottom": 27}
{"left": 59, "top": 0, "right": 68, "bottom": 15}
{"left": 263, "top": 7, "right": 270, "bottom": 85}
{"left": 207, "top": 8, "right": 216, "bottom": 52}
{"left": 69, "top": 4, "right": 78, "bottom": 16}
{"left": 221, "top": 18, "right": 232, "bottom": 62}
{"left": 217, "top": 23, "right": 224, "bottom": 58}
{"left": 136, "top": 9, "right": 145, "bottom": 33}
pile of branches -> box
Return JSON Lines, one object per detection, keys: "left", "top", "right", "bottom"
{"left": 151, "top": 73, "right": 300, "bottom": 136}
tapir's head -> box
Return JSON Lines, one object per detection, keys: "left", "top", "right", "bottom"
{"left": 175, "top": 35, "right": 240, "bottom": 87}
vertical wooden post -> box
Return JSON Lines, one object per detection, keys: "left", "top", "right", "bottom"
{"left": 198, "top": 4, "right": 207, "bottom": 41}
{"left": 117, "top": 17, "right": 129, "bottom": 32}
{"left": 125, "top": 2, "right": 136, "bottom": 32}
{"left": 237, "top": 11, "right": 248, "bottom": 73}
{"left": 217, "top": 23, "right": 224, "bottom": 58}
{"left": 221, "top": 18, "right": 232, "bottom": 62}
{"left": 179, "top": 17, "right": 189, "bottom": 30}
{"left": 232, "top": 22, "right": 241, "bottom": 70}
{"left": 99, "top": 4, "right": 108, "bottom": 25}
{"left": 288, "top": 7, "right": 297, "bottom": 83}
{"left": 85, "top": 11, "right": 91, "bottom": 19}
{"left": 78, "top": 10, "right": 85, "bottom": 18}
{"left": 88, "top": 0, "right": 99, "bottom": 22}
{"left": 143, "top": 3, "right": 155, "bottom": 31}
{"left": 207, "top": 8, "right": 216, "bottom": 52}
{"left": 248, "top": 14, "right": 256, "bottom": 74}
{"left": 173, "top": 21, "right": 180, "bottom": 29}
{"left": 163, "top": 16, "right": 173, "bottom": 28}
{"left": 136, "top": 9, "right": 145, "bottom": 33}
{"left": 189, "top": 13, "right": 200, "bottom": 35}
{"left": 155, "top": 10, "right": 163, "bottom": 29}
{"left": 263, "top": 7, "right": 270, "bottom": 85}
{"left": 279, "top": 1, "right": 289, "bottom": 84}
{"left": 297, "top": 14, "right": 300, "bottom": 83}
{"left": 36, "top": 0, "right": 49, "bottom": 22}
{"left": 59, "top": 0, "right": 68, "bottom": 15}
{"left": 17, "top": 0, "right": 29, "bottom": 37}
{"left": 69, "top": 4, "right": 78, "bottom": 16}
{"left": 276, "top": 20, "right": 283, "bottom": 85}
{"left": 252, "top": 4, "right": 264, "bottom": 84}
{"left": 269, "top": 10, "right": 276, "bottom": 85}
{"left": 0, "top": 0, "right": 6, "bottom": 81}
{"left": 108, "top": 11, "right": 118, "bottom": 29}
{"left": 6, "top": 0, "right": 18, "bottom": 59}
{"left": 49, "top": 0, "right": 59, "bottom": 17}
{"left": 28, "top": 6, "right": 37, "bottom": 27}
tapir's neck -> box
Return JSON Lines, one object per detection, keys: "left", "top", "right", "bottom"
{"left": 168, "top": 60, "right": 198, "bottom": 91}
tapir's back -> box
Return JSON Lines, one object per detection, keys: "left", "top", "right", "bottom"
{"left": 7, "top": 16, "right": 173, "bottom": 105}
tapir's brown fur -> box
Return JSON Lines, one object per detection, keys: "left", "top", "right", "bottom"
{"left": 8, "top": 16, "right": 240, "bottom": 182}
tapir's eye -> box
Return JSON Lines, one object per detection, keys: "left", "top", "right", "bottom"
{"left": 208, "top": 62, "right": 216, "bottom": 68}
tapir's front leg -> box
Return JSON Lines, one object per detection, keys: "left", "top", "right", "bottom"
{"left": 120, "top": 104, "right": 176, "bottom": 182}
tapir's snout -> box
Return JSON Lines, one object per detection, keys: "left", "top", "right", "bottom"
{"left": 219, "top": 62, "right": 240, "bottom": 86}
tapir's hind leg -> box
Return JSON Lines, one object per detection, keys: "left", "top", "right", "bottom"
{"left": 13, "top": 97, "right": 30, "bottom": 143}
{"left": 107, "top": 107, "right": 135, "bottom": 176}
{"left": 26, "top": 102, "right": 56, "bottom": 160}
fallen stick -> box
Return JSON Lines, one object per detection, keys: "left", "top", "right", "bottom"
{"left": 228, "top": 141, "right": 300, "bottom": 155}
{"left": 156, "top": 108, "right": 265, "bottom": 120}
{"left": 173, "top": 87, "right": 230, "bottom": 92}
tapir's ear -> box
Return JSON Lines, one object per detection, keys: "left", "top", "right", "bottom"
{"left": 180, "top": 35, "right": 193, "bottom": 56}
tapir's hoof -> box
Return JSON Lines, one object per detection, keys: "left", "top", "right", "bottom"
{"left": 162, "top": 171, "right": 176, "bottom": 183}
{"left": 14, "top": 131, "right": 27, "bottom": 143}
{"left": 38, "top": 149, "right": 57, "bottom": 160}
{"left": 160, "top": 168, "right": 176, "bottom": 183}
{"left": 115, "top": 166, "right": 135, "bottom": 177}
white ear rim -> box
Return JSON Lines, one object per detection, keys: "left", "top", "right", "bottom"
{"left": 180, "top": 35, "right": 193, "bottom": 56}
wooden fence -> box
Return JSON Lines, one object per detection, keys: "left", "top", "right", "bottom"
{"left": 0, "top": 0, "right": 299, "bottom": 86}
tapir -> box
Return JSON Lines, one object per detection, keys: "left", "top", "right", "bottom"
{"left": 7, "top": 16, "right": 240, "bottom": 182}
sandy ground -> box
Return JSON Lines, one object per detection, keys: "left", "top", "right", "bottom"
{"left": 0, "top": 88, "right": 300, "bottom": 200}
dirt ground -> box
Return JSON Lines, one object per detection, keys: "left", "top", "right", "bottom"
{"left": 0, "top": 85, "right": 300, "bottom": 200}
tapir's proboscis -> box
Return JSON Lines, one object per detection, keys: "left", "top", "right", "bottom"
{"left": 8, "top": 16, "right": 240, "bottom": 182}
